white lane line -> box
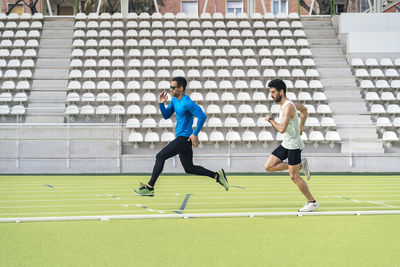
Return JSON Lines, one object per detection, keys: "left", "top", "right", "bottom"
{"left": 2, "top": 189, "right": 400, "bottom": 194}
{"left": 2, "top": 184, "right": 400, "bottom": 190}
{"left": 2, "top": 193, "right": 400, "bottom": 200}
{"left": 2, "top": 182, "right": 400, "bottom": 188}
{"left": 367, "top": 201, "right": 397, "bottom": 208}
{"left": 136, "top": 204, "right": 165, "bottom": 214}
{"left": 1, "top": 206, "right": 397, "bottom": 217}
{"left": 333, "top": 196, "right": 363, "bottom": 203}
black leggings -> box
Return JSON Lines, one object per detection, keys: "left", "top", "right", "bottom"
{"left": 148, "top": 136, "right": 217, "bottom": 187}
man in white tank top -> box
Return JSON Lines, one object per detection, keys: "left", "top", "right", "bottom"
{"left": 264, "top": 79, "right": 319, "bottom": 212}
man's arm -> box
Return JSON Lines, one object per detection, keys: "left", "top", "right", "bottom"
{"left": 185, "top": 99, "right": 206, "bottom": 147}
{"left": 186, "top": 99, "right": 206, "bottom": 136}
{"left": 265, "top": 104, "right": 293, "bottom": 134}
{"left": 158, "top": 91, "right": 174, "bottom": 119}
{"left": 293, "top": 102, "right": 308, "bottom": 134}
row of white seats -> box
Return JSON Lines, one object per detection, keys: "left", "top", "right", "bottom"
{"left": 0, "top": 70, "right": 33, "bottom": 79}
{"left": 70, "top": 58, "right": 315, "bottom": 69}
{"left": 370, "top": 104, "right": 400, "bottom": 114}
{"left": 360, "top": 79, "right": 400, "bottom": 89}
{"left": 127, "top": 130, "right": 340, "bottom": 145}
{"left": 0, "top": 30, "right": 41, "bottom": 38}
{"left": 72, "top": 38, "right": 309, "bottom": 48}
{"left": 355, "top": 68, "right": 399, "bottom": 78}
{"left": 382, "top": 131, "right": 400, "bottom": 144}
{"left": 0, "top": 13, "right": 43, "bottom": 20}
{"left": 0, "top": 39, "right": 39, "bottom": 48}
{"left": 351, "top": 58, "right": 400, "bottom": 67}
{"left": 68, "top": 68, "right": 318, "bottom": 80}
{"left": 67, "top": 79, "right": 324, "bottom": 90}
{"left": 69, "top": 90, "right": 324, "bottom": 102}
{"left": 0, "top": 59, "right": 35, "bottom": 68}
{"left": 0, "top": 104, "right": 25, "bottom": 115}
{"left": 0, "top": 92, "right": 28, "bottom": 102}
{"left": 75, "top": 12, "right": 300, "bottom": 21}
{"left": 125, "top": 117, "right": 336, "bottom": 129}
{"left": 0, "top": 81, "right": 30, "bottom": 90}
{"left": 75, "top": 20, "right": 303, "bottom": 30}
{"left": 73, "top": 29, "right": 306, "bottom": 39}
{"left": 0, "top": 48, "right": 37, "bottom": 57}
{"left": 0, "top": 21, "right": 42, "bottom": 29}
{"left": 376, "top": 117, "right": 400, "bottom": 127}
{"left": 66, "top": 91, "right": 327, "bottom": 103}
{"left": 70, "top": 58, "right": 316, "bottom": 69}
{"left": 65, "top": 103, "right": 332, "bottom": 115}
{"left": 71, "top": 48, "right": 313, "bottom": 58}
{"left": 365, "top": 91, "right": 400, "bottom": 102}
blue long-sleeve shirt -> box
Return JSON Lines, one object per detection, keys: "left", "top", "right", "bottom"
{"left": 159, "top": 95, "right": 206, "bottom": 137}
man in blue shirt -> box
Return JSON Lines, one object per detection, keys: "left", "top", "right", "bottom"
{"left": 134, "top": 77, "right": 229, "bottom": 196}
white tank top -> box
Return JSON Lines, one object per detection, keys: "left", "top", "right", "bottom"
{"left": 279, "top": 100, "right": 305, "bottom": 150}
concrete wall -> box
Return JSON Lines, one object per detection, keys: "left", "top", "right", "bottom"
{"left": 1, "top": 125, "right": 399, "bottom": 173}
{"left": 338, "top": 13, "right": 400, "bottom": 57}
{"left": 347, "top": 31, "right": 400, "bottom": 54}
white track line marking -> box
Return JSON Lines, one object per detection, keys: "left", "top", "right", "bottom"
{"left": 367, "top": 201, "right": 397, "bottom": 208}
{"left": 333, "top": 196, "right": 363, "bottom": 203}
{"left": 1, "top": 206, "right": 398, "bottom": 217}
{"left": 136, "top": 204, "right": 165, "bottom": 214}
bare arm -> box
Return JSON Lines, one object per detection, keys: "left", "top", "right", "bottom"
{"left": 265, "top": 104, "right": 294, "bottom": 134}
{"left": 293, "top": 102, "right": 308, "bottom": 134}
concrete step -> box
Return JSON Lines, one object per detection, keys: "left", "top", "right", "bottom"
{"left": 32, "top": 80, "right": 69, "bottom": 90}
{"left": 26, "top": 103, "right": 65, "bottom": 116}
{"left": 337, "top": 126, "right": 378, "bottom": 139}
{"left": 324, "top": 89, "right": 362, "bottom": 101}
{"left": 311, "top": 47, "right": 344, "bottom": 55}
{"left": 320, "top": 78, "right": 357, "bottom": 87}
{"left": 40, "top": 38, "right": 72, "bottom": 48}
{"left": 24, "top": 115, "right": 65, "bottom": 123}
{"left": 38, "top": 48, "right": 71, "bottom": 58}
{"left": 43, "top": 20, "right": 74, "bottom": 28}
{"left": 41, "top": 29, "right": 74, "bottom": 39}
{"left": 301, "top": 20, "right": 332, "bottom": 27}
{"left": 29, "top": 91, "right": 66, "bottom": 102}
{"left": 36, "top": 58, "right": 71, "bottom": 69}
{"left": 333, "top": 115, "right": 372, "bottom": 124}
{"left": 34, "top": 68, "right": 69, "bottom": 79}
{"left": 328, "top": 101, "right": 369, "bottom": 115}
{"left": 314, "top": 58, "right": 348, "bottom": 67}
{"left": 317, "top": 67, "right": 353, "bottom": 77}
{"left": 303, "top": 30, "right": 336, "bottom": 37}
{"left": 341, "top": 141, "right": 384, "bottom": 153}
{"left": 308, "top": 38, "right": 340, "bottom": 45}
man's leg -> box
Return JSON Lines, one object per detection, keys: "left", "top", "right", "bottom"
{"left": 288, "top": 163, "right": 315, "bottom": 202}
{"left": 178, "top": 145, "right": 216, "bottom": 178}
{"left": 147, "top": 137, "right": 184, "bottom": 187}
{"left": 264, "top": 154, "right": 288, "bottom": 172}
{"left": 179, "top": 145, "right": 229, "bottom": 191}
{"left": 264, "top": 145, "right": 289, "bottom": 172}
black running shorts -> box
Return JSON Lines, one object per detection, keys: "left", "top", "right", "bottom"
{"left": 271, "top": 145, "right": 302, "bottom": 165}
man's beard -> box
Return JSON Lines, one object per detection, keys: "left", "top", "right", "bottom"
{"left": 273, "top": 94, "right": 282, "bottom": 103}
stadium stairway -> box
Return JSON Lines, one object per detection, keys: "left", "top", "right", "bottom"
{"left": 303, "top": 18, "right": 384, "bottom": 153}
{"left": 25, "top": 17, "right": 73, "bottom": 123}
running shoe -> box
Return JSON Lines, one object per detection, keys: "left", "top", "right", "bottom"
{"left": 301, "top": 158, "right": 311, "bottom": 180}
{"left": 298, "top": 201, "right": 319, "bottom": 212}
{"left": 216, "top": 169, "right": 229, "bottom": 191}
{"left": 133, "top": 183, "right": 154, "bottom": 197}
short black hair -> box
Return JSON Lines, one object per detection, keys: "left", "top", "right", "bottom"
{"left": 172, "top": 77, "right": 187, "bottom": 90}
{"left": 268, "top": 79, "right": 286, "bottom": 95}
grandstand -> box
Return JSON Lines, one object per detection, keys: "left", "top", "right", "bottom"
{"left": 0, "top": 10, "right": 399, "bottom": 173}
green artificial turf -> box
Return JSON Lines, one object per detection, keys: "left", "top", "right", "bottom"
{"left": 1, "top": 175, "right": 399, "bottom": 266}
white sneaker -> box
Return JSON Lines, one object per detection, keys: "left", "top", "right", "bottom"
{"left": 298, "top": 201, "right": 319, "bottom": 212}
{"left": 301, "top": 158, "right": 311, "bottom": 180}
